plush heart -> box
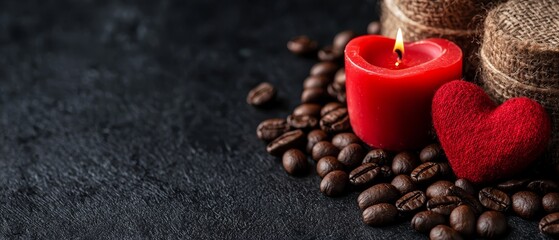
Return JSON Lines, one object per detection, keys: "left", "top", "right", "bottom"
{"left": 432, "top": 80, "right": 551, "bottom": 184}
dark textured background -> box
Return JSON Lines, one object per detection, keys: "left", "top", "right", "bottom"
{"left": 0, "top": 0, "right": 549, "bottom": 239}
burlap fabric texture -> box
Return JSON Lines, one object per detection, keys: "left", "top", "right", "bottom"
{"left": 480, "top": 0, "right": 559, "bottom": 167}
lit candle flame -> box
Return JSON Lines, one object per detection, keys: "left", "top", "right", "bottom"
{"left": 393, "top": 28, "right": 404, "bottom": 66}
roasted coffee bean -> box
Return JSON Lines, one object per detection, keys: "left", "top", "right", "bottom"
{"left": 450, "top": 205, "right": 476, "bottom": 236}
{"left": 358, "top": 183, "right": 400, "bottom": 209}
{"left": 301, "top": 87, "right": 329, "bottom": 104}
{"left": 396, "top": 190, "right": 427, "bottom": 213}
{"left": 426, "top": 180, "right": 454, "bottom": 199}
{"left": 336, "top": 90, "right": 346, "bottom": 103}
{"left": 320, "top": 102, "right": 344, "bottom": 117}
{"left": 320, "top": 170, "right": 348, "bottom": 197}
{"left": 320, "top": 108, "right": 350, "bottom": 133}
{"left": 327, "top": 82, "right": 341, "bottom": 98}
{"left": 437, "top": 162, "right": 453, "bottom": 178}
{"left": 391, "top": 152, "right": 419, "bottom": 175}
{"left": 512, "top": 191, "right": 541, "bottom": 219}
{"left": 316, "top": 156, "right": 344, "bottom": 178}
{"left": 391, "top": 174, "right": 416, "bottom": 195}
{"left": 427, "top": 196, "right": 462, "bottom": 215}
{"left": 293, "top": 103, "right": 322, "bottom": 117}
{"left": 367, "top": 21, "right": 381, "bottom": 35}
{"left": 311, "top": 141, "right": 340, "bottom": 161}
{"left": 477, "top": 211, "right": 507, "bottom": 239}
{"left": 282, "top": 149, "right": 308, "bottom": 176}
{"left": 540, "top": 212, "right": 559, "bottom": 237}
{"left": 310, "top": 61, "right": 338, "bottom": 77}
{"left": 318, "top": 45, "right": 341, "bottom": 62}
{"left": 331, "top": 132, "right": 360, "bottom": 149}
{"left": 419, "top": 143, "right": 444, "bottom": 162}
{"left": 349, "top": 163, "right": 380, "bottom": 186}
{"left": 380, "top": 165, "right": 393, "bottom": 179}
{"left": 334, "top": 68, "right": 346, "bottom": 88}
{"left": 287, "top": 35, "right": 318, "bottom": 56}
{"left": 496, "top": 178, "right": 530, "bottom": 192}
{"left": 333, "top": 30, "right": 356, "bottom": 53}
{"left": 256, "top": 118, "right": 290, "bottom": 142}
{"left": 338, "top": 143, "right": 365, "bottom": 168}
{"left": 454, "top": 179, "right": 476, "bottom": 195}
{"left": 287, "top": 114, "right": 318, "bottom": 130}
{"left": 247, "top": 82, "right": 277, "bottom": 107}
{"left": 363, "top": 203, "right": 398, "bottom": 226}
{"left": 543, "top": 192, "right": 559, "bottom": 213}
{"left": 429, "top": 225, "right": 463, "bottom": 240}
{"left": 411, "top": 162, "right": 440, "bottom": 184}
{"left": 266, "top": 130, "right": 306, "bottom": 156}
{"left": 411, "top": 211, "right": 446, "bottom": 234}
{"left": 528, "top": 179, "right": 559, "bottom": 195}
{"left": 479, "top": 187, "right": 511, "bottom": 212}
{"left": 447, "top": 186, "right": 483, "bottom": 216}
{"left": 303, "top": 75, "right": 331, "bottom": 89}
{"left": 363, "top": 149, "right": 390, "bottom": 165}
{"left": 306, "top": 129, "right": 329, "bottom": 153}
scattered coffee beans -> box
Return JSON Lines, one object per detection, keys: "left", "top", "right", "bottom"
{"left": 411, "top": 211, "right": 446, "bottom": 234}
{"left": 419, "top": 143, "right": 444, "bottom": 162}
{"left": 318, "top": 45, "right": 341, "bottom": 62}
{"left": 528, "top": 179, "right": 559, "bottom": 195}
{"left": 479, "top": 187, "right": 511, "bottom": 212}
{"left": 287, "top": 114, "right": 318, "bottom": 130}
{"left": 363, "top": 203, "right": 398, "bottom": 226}
{"left": 426, "top": 180, "right": 454, "bottom": 199}
{"left": 477, "top": 211, "right": 507, "bottom": 239}
{"left": 310, "top": 61, "right": 338, "bottom": 77}
{"left": 363, "top": 149, "right": 390, "bottom": 165}
{"left": 332, "top": 30, "right": 356, "bottom": 53}
{"left": 349, "top": 163, "right": 380, "bottom": 186}
{"left": 334, "top": 68, "right": 345, "bottom": 89}
{"left": 454, "top": 179, "right": 476, "bottom": 196}
{"left": 427, "top": 196, "right": 461, "bottom": 215}
{"left": 395, "top": 190, "right": 426, "bottom": 213}
{"left": 247, "top": 82, "right": 277, "bottom": 107}
{"left": 301, "top": 87, "right": 329, "bottom": 104}
{"left": 429, "top": 225, "right": 463, "bottom": 240}
{"left": 496, "top": 178, "right": 530, "bottom": 193}
{"left": 282, "top": 149, "right": 309, "bottom": 176}
{"left": 512, "top": 191, "right": 541, "bottom": 219}
{"left": 411, "top": 162, "right": 440, "bottom": 184}
{"left": 320, "top": 170, "right": 348, "bottom": 197}
{"left": 256, "top": 118, "right": 290, "bottom": 142}
{"left": 266, "top": 130, "right": 305, "bottom": 156}
{"left": 358, "top": 183, "right": 400, "bottom": 210}
{"left": 316, "top": 156, "right": 344, "bottom": 178}
{"left": 391, "top": 174, "right": 416, "bottom": 195}
{"left": 450, "top": 205, "right": 476, "bottom": 236}
{"left": 543, "top": 192, "right": 559, "bottom": 213}
{"left": 311, "top": 141, "right": 339, "bottom": 161}
{"left": 331, "top": 132, "right": 360, "bottom": 149}
{"left": 540, "top": 212, "right": 559, "bottom": 237}
{"left": 293, "top": 103, "right": 322, "bottom": 117}
{"left": 447, "top": 186, "right": 484, "bottom": 216}
{"left": 320, "top": 108, "right": 350, "bottom": 133}
{"left": 337, "top": 143, "right": 365, "bottom": 168}
{"left": 391, "top": 152, "right": 419, "bottom": 175}
{"left": 306, "top": 129, "right": 329, "bottom": 153}
{"left": 320, "top": 102, "right": 344, "bottom": 116}
{"left": 287, "top": 35, "right": 318, "bottom": 56}
{"left": 304, "top": 75, "right": 331, "bottom": 90}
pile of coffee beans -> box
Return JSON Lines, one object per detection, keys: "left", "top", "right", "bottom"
{"left": 248, "top": 23, "right": 559, "bottom": 239}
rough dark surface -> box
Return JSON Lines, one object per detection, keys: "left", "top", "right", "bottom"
{"left": 0, "top": 0, "right": 550, "bottom": 239}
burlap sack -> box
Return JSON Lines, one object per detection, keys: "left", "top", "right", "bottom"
{"left": 381, "top": 0, "right": 503, "bottom": 79}
{"left": 480, "top": 0, "right": 559, "bottom": 167}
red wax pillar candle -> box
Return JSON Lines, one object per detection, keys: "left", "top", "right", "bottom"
{"left": 344, "top": 35, "right": 462, "bottom": 151}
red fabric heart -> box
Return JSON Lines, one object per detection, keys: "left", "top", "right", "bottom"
{"left": 432, "top": 80, "right": 551, "bottom": 184}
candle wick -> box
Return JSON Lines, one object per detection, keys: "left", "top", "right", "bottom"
{"left": 395, "top": 49, "right": 403, "bottom": 61}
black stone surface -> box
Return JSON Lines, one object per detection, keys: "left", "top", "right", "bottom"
{"left": 0, "top": 0, "right": 550, "bottom": 239}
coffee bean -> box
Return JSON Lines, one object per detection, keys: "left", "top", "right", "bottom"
{"left": 287, "top": 114, "right": 318, "bottom": 130}
{"left": 426, "top": 180, "right": 454, "bottom": 199}
{"left": 391, "top": 152, "right": 419, "bottom": 175}
{"left": 303, "top": 75, "right": 331, "bottom": 89}
{"left": 349, "top": 163, "right": 380, "bottom": 186}
{"left": 316, "top": 156, "right": 344, "bottom": 178}
{"left": 528, "top": 180, "right": 559, "bottom": 195}
{"left": 256, "top": 118, "right": 290, "bottom": 142}
{"left": 437, "top": 162, "right": 453, "bottom": 178}
{"left": 320, "top": 170, "right": 348, "bottom": 197}
{"left": 447, "top": 186, "right": 484, "bottom": 216}
{"left": 391, "top": 174, "right": 417, "bottom": 195}
{"left": 331, "top": 132, "right": 360, "bottom": 149}
{"left": 411, "top": 162, "right": 440, "bottom": 184}
{"left": 247, "top": 82, "right": 277, "bottom": 107}
{"left": 318, "top": 45, "right": 341, "bottom": 62}
{"left": 338, "top": 143, "right": 365, "bottom": 168}
{"left": 310, "top": 61, "right": 338, "bottom": 77}
{"left": 380, "top": 165, "right": 393, "bottom": 179}
{"left": 543, "top": 192, "right": 559, "bottom": 213}
{"left": 358, "top": 183, "right": 400, "bottom": 209}
{"left": 336, "top": 89, "right": 346, "bottom": 103}
{"left": 326, "top": 83, "right": 343, "bottom": 99}
{"left": 477, "top": 211, "right": 507, "bottom": 239}
{"left": 479, "top": 187, "right": 511, "bottom": 212}
{"left": 496, "top": 178, "right": 530, "bottom": 193}
{"left": 287, "top": 35, "right": 318, "bottom": 56}
{"left": 396, "top": 190, "right": 427, "bottom": 213}
{"left": 427, "top": 196, "right": 462, "bottom": 215}
{"left": 282, "top": 149, "right": 308, "bottom": 176}
{"left": 333, "top": 30, "right": 356, "bottom": 53}
{"left": 266, "top": 130, "right": 306, "bottom": 156}
{"left": 293, "top": 103, "right": 322, "bottom": 117}
{"left": 512, "top": 191, "right": 541, "bottom": 219}
{"left": 540, "top": 212, "right": 559, "bottom": 237}
{"left": 301, "top": 87, "right": 329, "bottom": 104}
{"left": 311, "top": 141, "right": 339, "bottom": 161}
{"left": 429, "top": 225, "right": 463, "bottom": 240}
{"left": 306, "top": 129, "right": 329, "bottom": 153}
{"left": 363, "top": 149, "right": 390, "bottom": 165}
{"left": 334, "top": 68, "right": 346, "bottom": 88}
{"left": 411, "top": 211, "right": 446, "bottom": 234}
{"left": 367, "top": 21, "right": 381, "bottom": 35}
{"left": 320, "top": 108, "right": 350, "bottom": 133}
{"left": 450, "top": 205, "right": 476, "bottom": 236}
{"left": 362, "top": 203, "right": 398, "bottom": 226}
{"left": 419, "top": 143, "right": 444, "bottom": 162}
{"left": 320, "top": 102, "right": 344, "bottom": 117}
{"left": 454, "top": 179, "right": 476, "bottom": 196}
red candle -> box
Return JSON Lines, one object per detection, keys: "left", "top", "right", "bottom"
{"left": 344, "top": 31, "right": 462, "bottom": 151}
